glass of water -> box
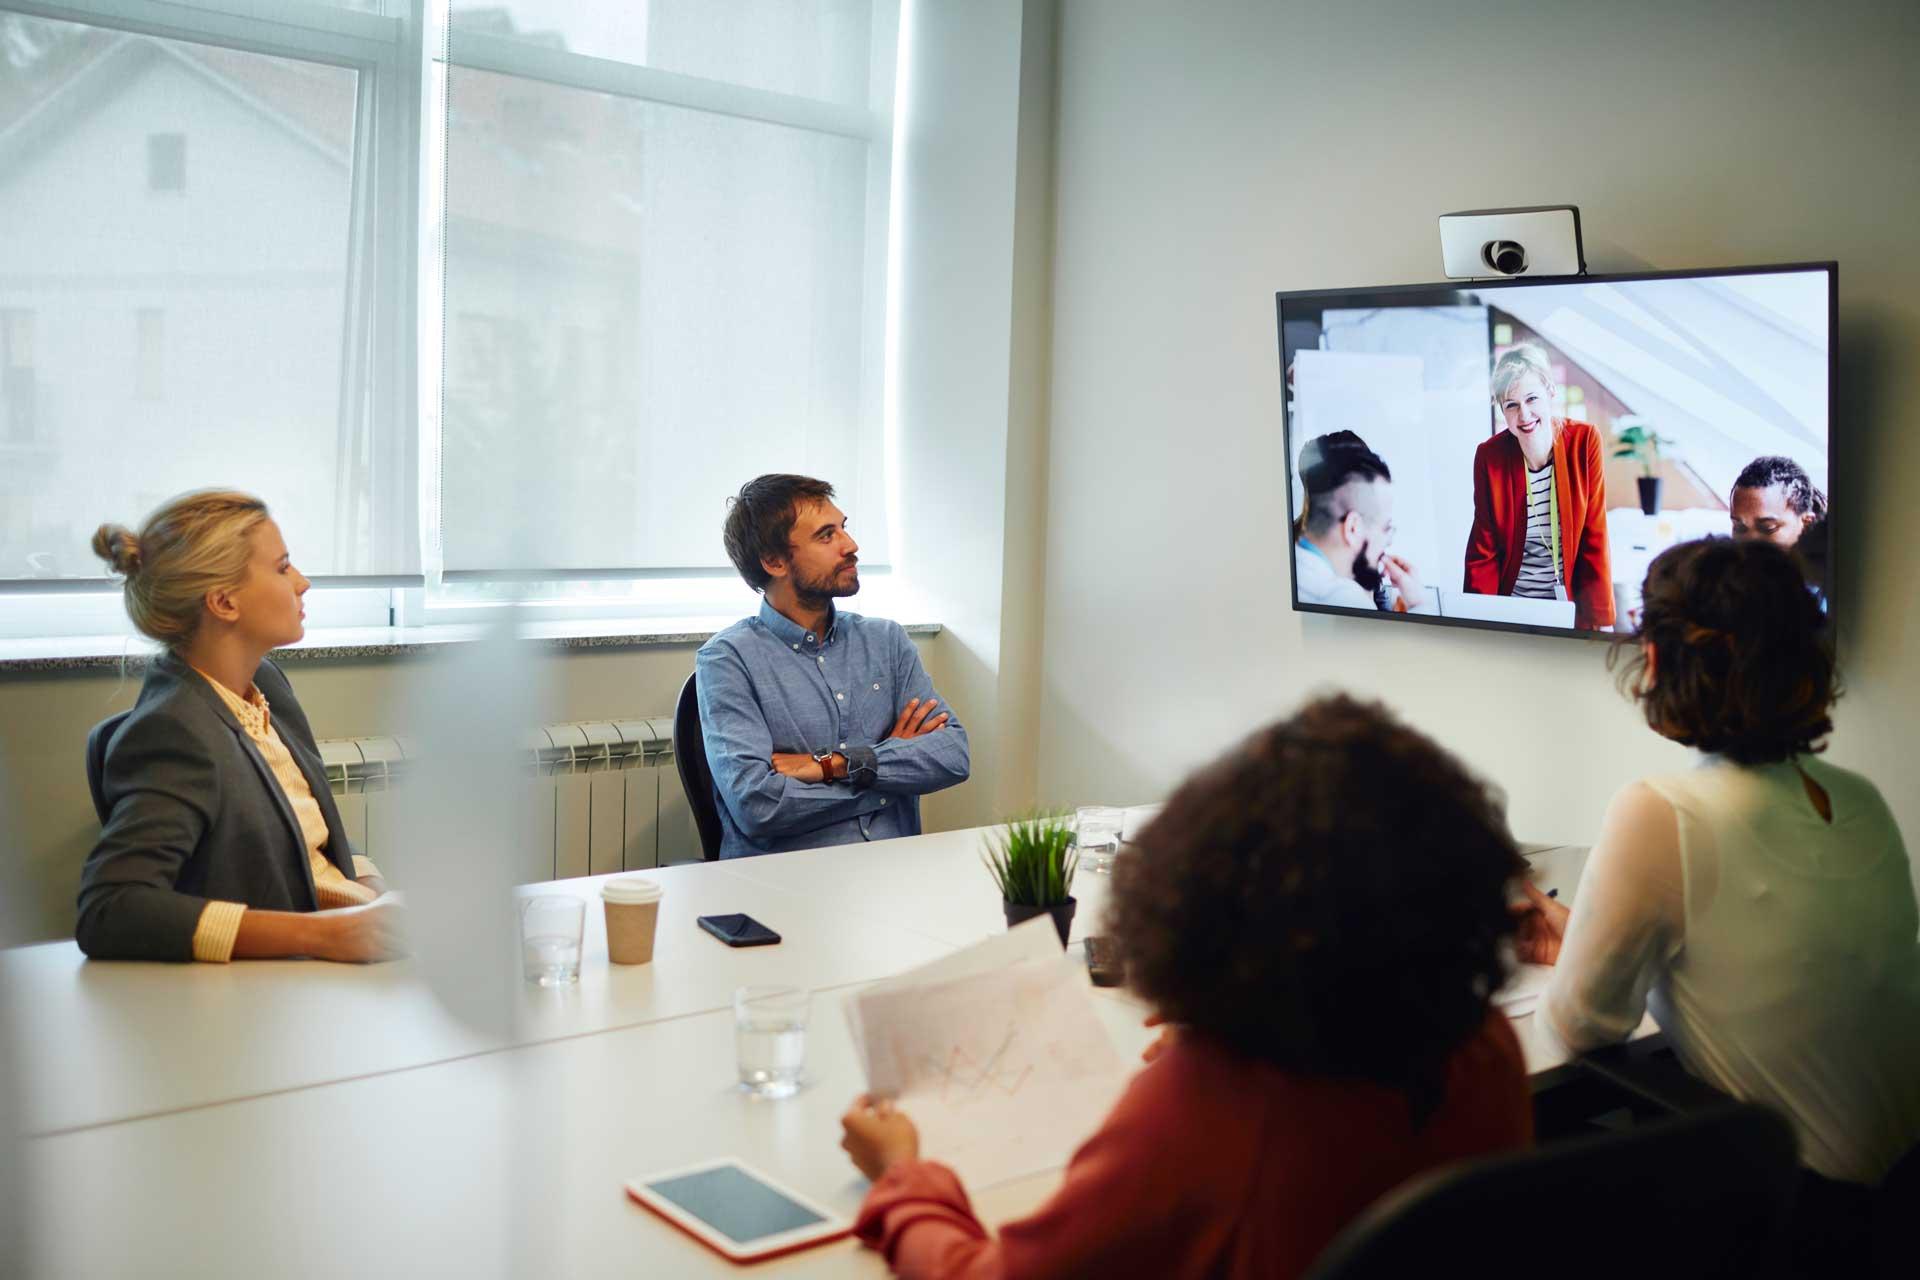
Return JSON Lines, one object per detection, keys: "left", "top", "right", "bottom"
{"left": 734, "top": 985, "right": 809, "bottom": 1099}
{"left": 521, "top": 895, "right": 585, "bottom": 987}
{"left": 1073, "top": 805, "right": 1126, "bottom": 875}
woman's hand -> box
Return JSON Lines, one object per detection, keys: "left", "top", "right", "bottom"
{"left": 1511, "top": 882, "right": 1570, "bottom": 966}
{"left": 310, "top": 896, "right": 408, "bottom": 963}
{"left": 840, "top": 1094, "right": 920, "bottom": 1181}
{"left": 1141, "top": 1011, "right": 1180, "bottom": 1063}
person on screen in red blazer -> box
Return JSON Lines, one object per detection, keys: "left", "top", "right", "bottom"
{"left": 838, "top": 696, "right": 1532, "bottom": 1280}
{"left": 1463, "top": 344, "right": 1615, "bottom": 630}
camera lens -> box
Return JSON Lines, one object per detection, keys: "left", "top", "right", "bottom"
{"left": 1483, "top": 240, "right": 1528, "bottom": 275}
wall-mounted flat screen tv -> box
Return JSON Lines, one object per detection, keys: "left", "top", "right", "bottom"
{"left": 1277, "top": 263, "right": 1834, "bottom": 639}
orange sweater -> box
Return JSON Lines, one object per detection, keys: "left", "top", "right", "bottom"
{"left": 854, "top": 1013, "right": 1530, "bottom": 1279}
{"left": 1463, "top": 420, "right": 1615, "bottom": 629}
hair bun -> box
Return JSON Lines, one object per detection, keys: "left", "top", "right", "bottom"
{"left": 91, "top": 523, "right": 142, "bottom": 577}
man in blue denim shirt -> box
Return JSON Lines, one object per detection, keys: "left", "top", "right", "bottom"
{"left": 695, "top": 475, "right": 970, "bottom": 858}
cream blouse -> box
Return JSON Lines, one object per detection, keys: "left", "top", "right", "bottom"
{"left": 1541, "top": 754, "right": 1920, "bottom": 1184}
{"left": 188, "top": 669, "right": 381, "bottom": 961}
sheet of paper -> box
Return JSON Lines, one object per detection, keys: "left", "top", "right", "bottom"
{"left": 845, "top": 918, "right": 1063, "bottom": 1080}
{"left": 845, "top": 920, "right": 1131, "bottom": 1189}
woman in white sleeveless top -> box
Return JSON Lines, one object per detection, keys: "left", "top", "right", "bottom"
{"left": 1516, "top": 539, "right": 1918, "bottom": 1258}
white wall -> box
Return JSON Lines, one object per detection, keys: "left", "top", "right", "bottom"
{"left": 1038, "top": 0, "right": 1920, "bottom": 887}
{"left": 889, "top": 0, "right": 1055, "bottom": 829}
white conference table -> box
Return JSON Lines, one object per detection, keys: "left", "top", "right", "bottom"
{"left": 7, "top": 826, "right": 1605, "bottom": 1278}
{"left": 4, "top": 842, "right": 973, "bottom": 1137}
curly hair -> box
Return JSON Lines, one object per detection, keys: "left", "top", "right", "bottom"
{"left": 1731, "top": 455, "right": 1828, "bottom": 522}
{"left": 1612, "top": 537, "right": 1836, "bottom": 764}
{"left": 721, "top": 474, "right": 836, "bottom": 592}
{"left": 1107, "top": 695, "right": 1523, "bottom": 1116}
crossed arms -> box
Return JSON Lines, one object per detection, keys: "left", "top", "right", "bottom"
{"left": 694, "top": 635, "right": 971, "bottom": 845}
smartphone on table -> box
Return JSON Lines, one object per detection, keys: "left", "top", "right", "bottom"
{"left": 697, "top": 913, "right": 782, "bottom": 947}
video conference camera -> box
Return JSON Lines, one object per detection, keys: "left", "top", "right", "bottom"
{"left": 1438, "top": 206, "right": 1586, "bottom": 280}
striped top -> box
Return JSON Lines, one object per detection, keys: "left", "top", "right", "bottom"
{"left": 1512, "top": 461, "right": 1560, "bottom": 598}
{"left": 188, "top": 669, "right": 382, "bottom": 962}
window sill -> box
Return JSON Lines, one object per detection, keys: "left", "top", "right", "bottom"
{"left": 0, "top": 616, "right": 945, "bottom": 674}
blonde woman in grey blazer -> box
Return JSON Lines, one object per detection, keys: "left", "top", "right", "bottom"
{"left": 79, "top": 491, "right": 402, "bottom": 963}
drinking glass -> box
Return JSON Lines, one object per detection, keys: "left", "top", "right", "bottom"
{"left": 734, "top": 985, "right": 810, "bottom": 1098}
{"left": 1073, "top": 805, "right": 1126, "bottom": 875}
{"left": 521, "top": 895, "right": 585, "bottom": 987}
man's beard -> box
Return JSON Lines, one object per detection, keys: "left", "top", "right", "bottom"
{"left": 793, "top": 559, "right": 860, "bottom": 607}
{"left": 1350, "top": 542, "right": 1383, "bottom": 594}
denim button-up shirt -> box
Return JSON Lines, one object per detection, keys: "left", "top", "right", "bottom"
{"left": 693, "top": 599, "right": 970, "bottom": 858}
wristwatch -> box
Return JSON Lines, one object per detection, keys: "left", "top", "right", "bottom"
{"left": 810, "top": 749, "right": 840, "bottom": 780}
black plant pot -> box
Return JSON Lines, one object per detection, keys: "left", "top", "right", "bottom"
{"left": 1637, "top": 475, "right": 1663, "bottom": 516}
{"left": 1004, "top": 896, "right": 1076, "bottom": 948}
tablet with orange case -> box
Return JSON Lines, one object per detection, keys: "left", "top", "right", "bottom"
{"left": 627, "top": 1158, "right": 852, "bottom": 1264}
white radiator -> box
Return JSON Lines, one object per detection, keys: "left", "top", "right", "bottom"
{"left": 315, "top": 718, "right": 700, "bottom": 884}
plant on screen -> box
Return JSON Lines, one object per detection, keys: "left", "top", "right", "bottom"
{"left": 1611, "top": 421, "right": 1677, "bottom": 477}
{"left": 982, "top": 813, "right": 1078, "bottom": 907}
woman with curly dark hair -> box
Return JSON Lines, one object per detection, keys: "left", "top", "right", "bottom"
{"left": 839, "top": 695, "right": 1532, "bottom": 1278}
{"left": 1515, "top": 537, "right": 1919, "bottom": 1271}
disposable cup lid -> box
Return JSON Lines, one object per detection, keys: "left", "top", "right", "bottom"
{"left": 601, "top": 876, "right": 663, "bottom": 905}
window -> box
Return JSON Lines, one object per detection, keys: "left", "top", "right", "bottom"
{"left": 0, "top": 310, "right": 33, "bottom": 443}
{"left": 5, "top": 0, "right": 899, "bottom": 630}
{"left": 432, "top": 2, "right": 900, "bottom": 582}
{"left": 133, "top": 309, "right": 164, "bottom": 401}
{"left": 0, "top": 4, "right": 416, "bottom": 585}
{"left": 146, "top": 132, "right": 186, "bottom": 191}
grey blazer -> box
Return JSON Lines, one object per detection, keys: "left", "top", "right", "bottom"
{"left": 76, "top": 652, "right": 360, "bottom": 961}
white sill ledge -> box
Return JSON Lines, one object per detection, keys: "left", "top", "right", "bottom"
{"left": 0, "top": 617, "right": 945, "bottom": 674}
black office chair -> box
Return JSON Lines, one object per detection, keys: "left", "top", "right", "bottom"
{"left": 1872, "top": 1143, "right": 1920, "bottom": 1278}
{"left": 672, "top": 672, "right": 724, "bottom": 861}
{"left": 85, "top": 710, "right": 132, "bottom": 824}
{"left": 1554, "top": 1037, "right": 1916, "bottom": 1278}
{"left": 1303, "top": 1102, "right": 1799, "bottom": 1280}
{"left": 1532, "top": 1033, "right": 1735, "bottom": 1141}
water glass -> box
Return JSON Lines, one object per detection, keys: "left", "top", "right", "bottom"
{"left": 1073, "top": 805, "right": 1126, "bottom": 875}
{"left": 521, "top": 895, "right": 585, "bottom": 987}
{"left": 734, "top": 985, "right": 809, "bottom": 1099}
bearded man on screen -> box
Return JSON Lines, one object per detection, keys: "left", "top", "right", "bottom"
{"left": 1292, "top": 432, "right": 1435, "bottom": 616}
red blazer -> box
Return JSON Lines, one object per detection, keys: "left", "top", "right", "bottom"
{"left": 854, "top": 1013, "right": 1530, "bottom": 1279}
{"left": 1463, "top": 419, "right": 1615, "bottom": 629}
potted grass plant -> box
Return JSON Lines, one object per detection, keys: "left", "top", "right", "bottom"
{"left": 982, "top": 813, "right": 1079, "bottom": 947}
{"left": 1612, "top": 420, "right": 1677, "bottom": 515}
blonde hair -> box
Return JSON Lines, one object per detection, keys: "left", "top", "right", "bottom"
{"left": 91, "top": 490, "right": 271, "bottom": 648}
{"left": 1490, "top": 343, "right": 1557, "bottom": 404}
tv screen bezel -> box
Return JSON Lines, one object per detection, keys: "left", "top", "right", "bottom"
{"left": 1275, "top": 260, "right": 1838, "bottom": 643}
